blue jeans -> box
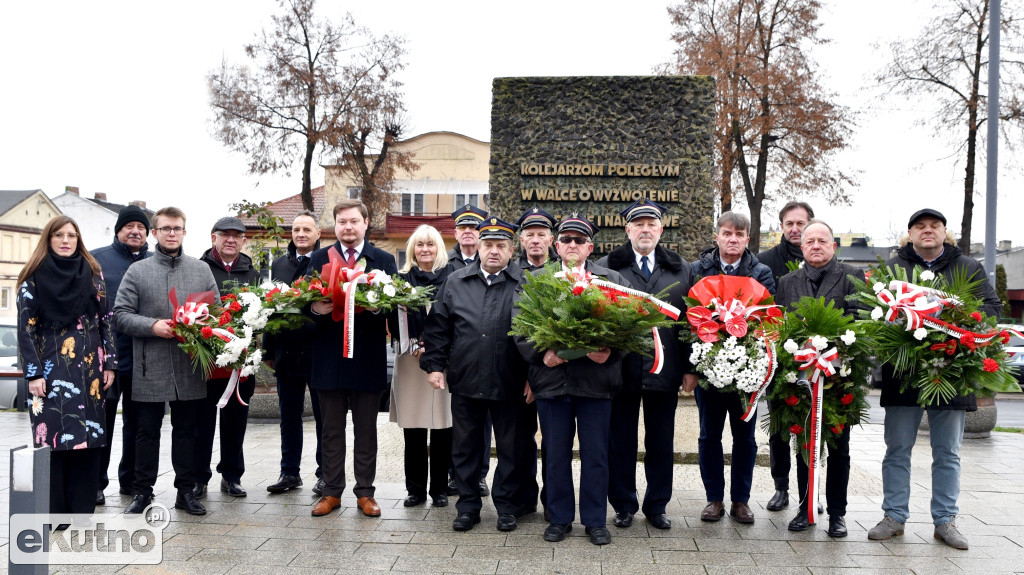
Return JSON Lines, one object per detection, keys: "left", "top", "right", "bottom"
{"left": 881, "top": 406, "right": 965, "bottom": 526}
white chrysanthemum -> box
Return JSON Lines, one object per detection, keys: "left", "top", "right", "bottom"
{"left": 872, "top": 282, "right": 885, "bottom": 293}
{"left": 840, "top": 330, "right": 857, "bottom": 345}
{"left": 259, "top": 280, "right": 277, "bottom": 290}
{"left": 810, "top": 335, "right": 829, "bottom": 351}
{"left": 919, "top": 270, "right": 935, "bottom": 282}
{"left": 382, "top": 284, "right": 397, "bottom": 297}
{"left": 366, "top": 291, "right": 379, "bottom": 303}
{"left": 839, "top": 363, "right": 851, "bottom": 377}
{"left": 871, "top": 307, "right": 884, "bottom": 320}
{"left": 785, "top": 372, "right": 798, "bottom": 383}
{"left": 783, "top": 339, "right": 799, "bottom": 354}
{"left": 913, "top": 327, "right": 928, "bottom": 340}
{"left": 409, "top": 287, "right": 418, "bottom": 295}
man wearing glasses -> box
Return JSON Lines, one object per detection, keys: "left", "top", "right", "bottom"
{"left": 114, "top": 207, "right": 218, "bottom": 516}
{"left": 193, "top": 217, "right": 261, "bottom": 500}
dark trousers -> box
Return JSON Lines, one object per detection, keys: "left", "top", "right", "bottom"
{"left": 51, "top": 447, "right": 102, "bottom": 514}
{"left": 451, "top": 414, "right": 492, "bottom": 482}
{"left": 536, "top": 395, "right": 612, "bottom": 528}
{"left": 134, "top": 398, "right": 202, "bottom": 496}
{"left": 403, "top": 427, "right": 453, "bottom": 498}
{"left": 195, "top": 377, "right": 256, "bottom": 485}
{"left": 278, "top": 375, "right": 323, "bottom": 477}
{"left": 317, "top": 388, "right": 381, "bottom": 499}
{"left": 796, "top": 426, "right": 852, "bottom": 517}
{"left": 99, "top": 371, "right": 139, "bottom": 493}
{"left": 450, "top": 394, "right": 519, "bottom": 517}
{"left": 608, "top": 388, "right": 678, "bottom": 516}
{"left": 695, "top": 386, "right": 757, "bottom": 503}
{"left": 768, "top": 399, "right": 791, "bottom": 491}
{"left": 514, "top": 400, "right": 546, "bottom": 514}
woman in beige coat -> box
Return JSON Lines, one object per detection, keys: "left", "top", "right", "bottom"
{"left": 389, "top": 225, "right": 453, "bottom": 507}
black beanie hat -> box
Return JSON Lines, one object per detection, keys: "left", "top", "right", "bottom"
{"left": 115, "top": 205, "right": 151, "bottom": 234}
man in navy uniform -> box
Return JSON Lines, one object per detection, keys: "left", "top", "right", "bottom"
{"left": 598, "top": 199, "right": 696, "bottom": 531}
{"left": 446, "top": 204, "right": 487, "bottom": 271}
{"left": 516, "top": 207, "right": 558, "bottom": 272}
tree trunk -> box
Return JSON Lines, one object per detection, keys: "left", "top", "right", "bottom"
{"left": 960, "top": 0, "right": 988, "bottom": 256}
{"left": 300, "top": 138, "right": 316, "bottom": 213}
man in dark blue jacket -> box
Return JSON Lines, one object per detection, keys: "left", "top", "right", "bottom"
{"left": 867, "top": 209, "right": 1001, "bottom": 550}
{"left": 598, "top": 199, "right": 696, "bottom": 531}
{"left": 264, "top": 211, "right": 322, "bottom": 495}
{"left": 690, "top": 211, "right": 775, "bottom": 525}
{"left": 307, "top": 199, "right": 397, "bottom": 518}
{"left": 421, "top": 217, "right": 529, "bottom": 533}
{"left": 92, "top": 205, "right": 151, "bottom": 506}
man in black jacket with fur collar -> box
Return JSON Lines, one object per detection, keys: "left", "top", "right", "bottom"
{"left": 597, "top": 199, "right": 696, "bottom": 531}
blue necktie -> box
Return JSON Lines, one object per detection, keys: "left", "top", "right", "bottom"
{"left": 640, "top": 256, "right": 651, "bottom": 281}
{"left": 486, "top": 274, "right": 498, "bottom": 285}
{"left": 724, "top": 264, "right": 734, "bottom": 275}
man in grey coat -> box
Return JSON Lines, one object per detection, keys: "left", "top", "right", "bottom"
{"left": 114, "top": 206, "right": 219, "bottom": 516}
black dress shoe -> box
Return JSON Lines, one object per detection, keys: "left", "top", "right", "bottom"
{"left": 192, "top": 483, "right": 207, "bottom": 500}
{"left": 431, "top": 494, "right": 448, "bottom": 507}
{"left": 585, "top": 526, "right": 611, "bottom": 545}
{"left": 267, "top": 474, "right": 303, "bottom": 493}
{"left": 647, "top": 513, "right": 671, "bottom": 530}
{"left": 446, "top": 478, "right": 458, "bottom": 496}
{"left": 96, "top": 490, "right": 106, "bottom": 506}
{"left": 478, "top": 479, "right": 490, "bottom": 497}
{"left": 827, "top": 515, "right": 848, "bottom": 538}
{"left": 175, "top": 492, "right": 207, "bottom": 515}
{"left": 312, "top": 478, "right": 325, "bottom": 496}
{"left": 767, "top": 489, "right": 789, "bottom": 511}
{"left": 788, "top": 510, "right": 810, "bottom": 532}
{"left": 613, "top": 511, "right": 634, "bottom": 528}
{"left": 452, "top": 513, "right": 480, "bottom": 531}
{"left": 124, "top": 494, "right": 151, "bottom": 514}
{"left": 543, "top": 523, "right": 572, "bottom": 542}
{"left": 221, "top": 479, "right": 247, "bottom": 497}
{"left": 404, "top": 494, "right": 426, "bottom": 507}
{"left": 497, "top": 513, "right": 517, "bottom": 532}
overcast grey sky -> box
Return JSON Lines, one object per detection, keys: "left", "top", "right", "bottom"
{"left": 1, "top": 0, "right": 1019, "bottom": 255}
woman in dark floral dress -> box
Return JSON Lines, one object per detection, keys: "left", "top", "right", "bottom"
{"left": 18, "top": 215, "right": 116, "bottom": 514}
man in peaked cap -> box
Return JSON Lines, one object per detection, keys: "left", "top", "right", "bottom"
{"left": 421, "top": 217, "right": 530, "bottom": 533}
{"left": 514, "top": 214, "right": 631, "bottom": 546}
{"left": 447, "top": 205, "right": 488, "bottom": 271}
{"left": 597, "top": 199, "right": 696, "bottom": 531}
{"left": 516, "top": 207, "right": 558, "bottom": 272}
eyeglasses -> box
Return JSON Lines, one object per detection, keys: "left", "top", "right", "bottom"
{"left": 558, "top": 236, "right": 590, "bottom": 245}
{"left": 51, "top": 232, "right": 78, "bottom": 241}
{"left": 214, "top": 232, "right": 245, "bottom": 240}
{"left": 156, "top": 227, "right": 185, "bottom": 235}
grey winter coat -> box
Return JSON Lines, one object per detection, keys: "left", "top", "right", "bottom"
{"left": 113, "top": 248, "right": 219, "bottom": 402}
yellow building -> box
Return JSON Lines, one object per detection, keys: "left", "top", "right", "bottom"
{"left": 0, "top": 190, "right": 62, "bottom": 318}
{"left": 246, "top": 131, "right": 491, "bottom": 269}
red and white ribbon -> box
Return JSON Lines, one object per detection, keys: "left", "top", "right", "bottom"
{"left": 174, "top": 301, "right": 210, "bottom": 326}
{"left": 793, "top": 344, "right": 839, "bottom": 386}
{"left": 216, "top": 369, "right": 247, "bottom": 408}
{"left": 806, "top": 375, "right": 824, "bottom": 525}
{"left": 587, "top": 277, "right": 681, "bottom": 374}
{"left": 876, "top": 282, "right": 944, "bottom": 331}
{"left": 739, "top": 340, "right": 777, "bottom": 422}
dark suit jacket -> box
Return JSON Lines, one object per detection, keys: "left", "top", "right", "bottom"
{"left": 305, "top": 240, "right": 398, "bottom": 392}
{"left": 775, "top": 260, "right": 865, "bottom": 315}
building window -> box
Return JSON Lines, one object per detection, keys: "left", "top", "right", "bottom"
{"left": 455, "top": 194, "right": 480, "bottom": 208}
{"left": 397, "top": 250, "right": 407, "bottom": 269}
{"left": 347, "top": 187, "right": 361, "bottom": 199}
{"left": 0, "top": 288, "right": 8, "bottom": 311}
{"left": 401, "top": 193, "right": 424, "bottom": 215}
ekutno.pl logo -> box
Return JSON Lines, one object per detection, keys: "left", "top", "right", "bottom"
{"left": 10, "top": 504, "right": 169, "bottom": 565}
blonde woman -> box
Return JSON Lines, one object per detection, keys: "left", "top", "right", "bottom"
{"left": 389, "top": 225, "right": 453, "bottom": 506}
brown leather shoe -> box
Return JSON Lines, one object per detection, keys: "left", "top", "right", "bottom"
{"left": 730, "top": 501, "right": 755, "bottom": 524}
{"left": 311, "top": 496, "right": 341, "bottom": 517}
{"left": 357, "top": 496, "right": 381, "bottom": 517}
{"left": 701, "top": 501, "right": 725, "bottom": 522}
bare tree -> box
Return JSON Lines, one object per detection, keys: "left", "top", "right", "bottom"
{"left": 666, "top": 0, "right": 855, "bottom": 251}
{"left": 209, "top": 0, "right": 415, "bottom": 220}
{"left": 876, "top": 0, "right": 1024, "bottom": 255}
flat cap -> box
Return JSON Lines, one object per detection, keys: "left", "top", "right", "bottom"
{"left": 212, "top": 216, "right": 246, "bottom": 233}
{"left": 908, "top": 208, "right": 946, "bottom": 228}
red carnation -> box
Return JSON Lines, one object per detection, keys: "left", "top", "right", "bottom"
{"left": 219, "top": 312, "right": 231, "bottom": 326}
{"left": 200, "top": 326, "right": 213, "bottom": 339}
{"left": 970, "top": 311, "right": 983, "bottom": 322}
{"left": 229, "top": 301, "right": 242, "bottom": 312}
{"left": 961, "top": 334, "right": 977, "bottom": 351}
{"left": 982, "top": 358, "right": 999, "bottom": 373}
{"left": 220, "top": 294, "right": 236, "bottom": 302}
{"left": 571, "top": 285, "right": 585, "bottom": 296}
{"left": 840, "top": 393, "right": 854, "bottom": 405}
{"left": 1000, "top": 331, "right": 1011, "bottom": 344}
{"left": 831, "top": 424, "right": 845, "bottom": 434}
{"left": 226, "top": 327, "right": 235, "bottom": 334}
{"left": 785, "top": 395, "right": 800, "bottom": 407}
{"left": 789, "top": 424, "right": 804, "bottom": 435}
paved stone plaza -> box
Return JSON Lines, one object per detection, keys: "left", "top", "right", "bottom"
{"left": 1, "top": 394, "right": 1023, "bottom": 574}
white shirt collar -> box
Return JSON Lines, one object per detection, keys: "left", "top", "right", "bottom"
{"left": 341, "top": 240, "right": 365, "bottom": 259}
{"left": 634, "top": 248, "right": 655, "bottom": 270}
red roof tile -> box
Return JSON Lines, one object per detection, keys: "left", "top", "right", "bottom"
{"left": 385, "top": 214, "right": 456, "bottom": 236}
{"left": 238, "top": 186, "right": 326, "bottom": 228}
